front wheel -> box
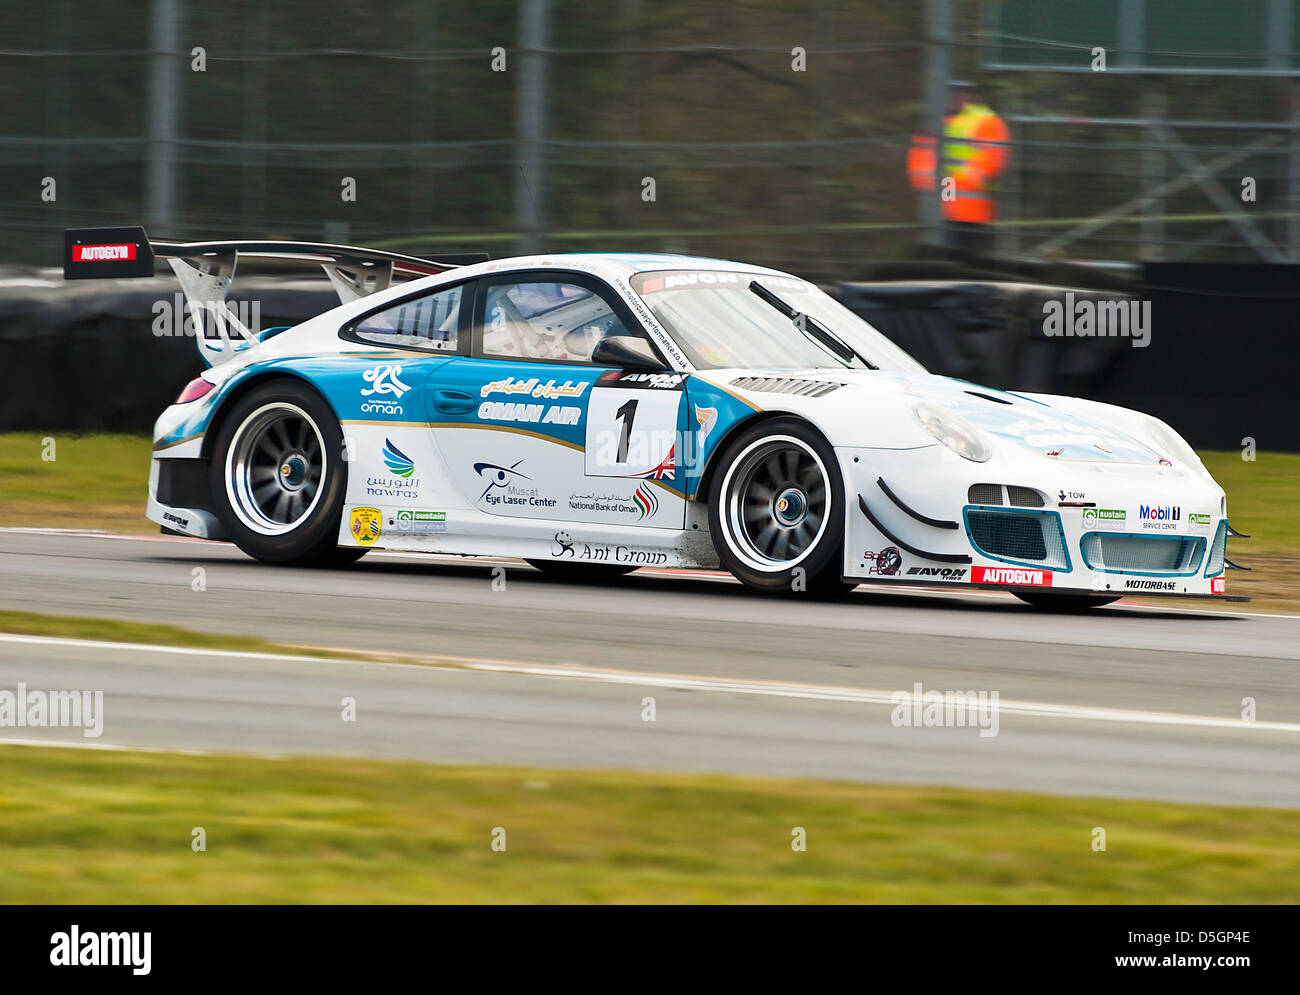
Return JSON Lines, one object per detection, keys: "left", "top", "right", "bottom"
{"left": 209, "top": 379, "right": 358, "bottom": 566}
{"left": 707, "top": 418, "right": 852, "bottom": 598}
{"left": 1013, "top": 593, "right": 1120, "bottom": 611}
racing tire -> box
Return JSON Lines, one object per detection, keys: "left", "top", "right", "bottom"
{"left": 526, "top": 560, "right": 637, "bottom": 582}
{"left": 707, "top": 417, "right": 853, "bottom": 598}
{"left": 1013, "top": 593, "right": 1120, "bottom": 611}
{"left": 209, "top": 379, "right": 361, "bottom": 566}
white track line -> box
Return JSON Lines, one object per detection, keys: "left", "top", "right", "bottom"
{"left": 4, "top": 526, "right": 1293, "bottom": 617}
{"left": 1, "top": 631, "right": 1297, "bottom": 734}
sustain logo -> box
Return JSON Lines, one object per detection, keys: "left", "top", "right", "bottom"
{"left": 382, "top": 438, "right": 415, "bottom": 478}
{"left": 1082, "top": 507, "right": 1125, "bottom": 526}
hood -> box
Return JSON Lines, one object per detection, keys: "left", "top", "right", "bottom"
{"left": 738, "top": 368, "right": 1164, "bottom": 464}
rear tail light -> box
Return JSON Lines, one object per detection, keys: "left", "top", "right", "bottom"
{"left": 176, "top": 376, "right": 215, "bottom": 403}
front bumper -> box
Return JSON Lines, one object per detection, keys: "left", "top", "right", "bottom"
{"left": 839, "top": 444, "right": 1241, "bottom": 600}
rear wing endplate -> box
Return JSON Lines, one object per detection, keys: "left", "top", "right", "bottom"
{"left": 63, "top": 226, "right": 488, "bottom": 366}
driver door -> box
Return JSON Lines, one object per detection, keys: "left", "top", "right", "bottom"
{"left": 429, "top": 271, "right": 686, "bottom": 529}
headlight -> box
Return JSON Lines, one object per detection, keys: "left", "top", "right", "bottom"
{"left": 1144, "top": 415, "right": 1209, "bottom": 477}
{"left": 911, "top": 402, "right": 990, "bottom": 462}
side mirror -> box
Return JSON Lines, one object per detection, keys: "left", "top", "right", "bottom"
{"left": 592, "top": 335, "right": 664, "bottom": 371}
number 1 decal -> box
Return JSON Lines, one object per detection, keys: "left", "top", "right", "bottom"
{"left": 615, "top": 399, "right": 638, "bottom": 462}
{"left": 585, "top": 387, "right": 681, "bottom": 479}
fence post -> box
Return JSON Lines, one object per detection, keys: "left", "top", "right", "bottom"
{"left": 515, "top": 0, "right": 550, "bottom": 254}
{"left": 922, "top": 0, "right": 951, "bottom": 249}
{"left": 147, "top": 0, "right": 182, "bottom": 235}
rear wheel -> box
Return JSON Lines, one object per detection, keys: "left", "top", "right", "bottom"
{"left": 1013, "top": 593, "right": 1119, "bottom": 611}
{"left": 210, "top": 380, "right": 360, "bottom": 566}
{"left": 707, "top": 418, "right": 852, "bottom": 598}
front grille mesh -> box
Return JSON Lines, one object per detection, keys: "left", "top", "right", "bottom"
{"left": 1082, "top": 534, "right": 1204, "bottom": 575}
{"left": 1204, "top": 522, "right": 1227, "bottom": 576}
{"left": 966, "top": 509, "right": 1069, "bottom": 569}
{"left": 1006, "top": 486, "right": 1044, "bottom": 508}
{"left": 968, "top": 483, "right": 1045, "bottom": 508}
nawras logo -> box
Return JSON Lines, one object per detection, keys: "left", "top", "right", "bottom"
{"left": 360, "top": 364, "right": 411, "bottom": 415}
{"left": 1139, "top": 504, "right": 1180, "bottom": 522}
{"left": 382, "top": 438, "right": 415, "bottom": 478}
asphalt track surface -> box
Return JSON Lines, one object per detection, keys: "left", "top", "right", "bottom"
{"left": 1, "top": 530, "right": 1297, "bottom": 807}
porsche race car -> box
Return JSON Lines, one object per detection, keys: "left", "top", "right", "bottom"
{"left": 64, "top": 226, "right": 1245, "bottom": 608}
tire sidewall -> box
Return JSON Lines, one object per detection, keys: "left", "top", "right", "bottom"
{"left": 707, "top": 417, "right": 846, "bottom": 592}
{"left": 210, "top": 379, "right": 349, "bottom": 564}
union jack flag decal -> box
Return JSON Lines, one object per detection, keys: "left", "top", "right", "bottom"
{"left": 642, "top": 443, "right": 676, "bottom": 481}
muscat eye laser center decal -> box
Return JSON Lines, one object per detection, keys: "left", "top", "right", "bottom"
{"left": 584, "top": 373, "right": 684, "bottom": 479}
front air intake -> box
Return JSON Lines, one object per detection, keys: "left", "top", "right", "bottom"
{"left": 964, "top": 508, "right": 1070, "bottom": 570}
{"left": 967, "top": 484, "right": 1046, "bottom": 508}
{"left": 1081, "top": 533, "right": 1206, "bottom": 577}
{"left": 730, "top": 376, "right": 842, "bottom": 397}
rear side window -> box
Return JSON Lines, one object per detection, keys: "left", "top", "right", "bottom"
{"left": 352, "top": 284, "right": 464, "bottom": 352}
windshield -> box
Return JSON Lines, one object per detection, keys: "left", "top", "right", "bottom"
{"left": 630, "top": 270, "right": 926, "bottom": 373}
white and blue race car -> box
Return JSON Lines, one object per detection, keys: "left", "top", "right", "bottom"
{"left": 65, "top": 227, "right": 1243, "bottom": 608}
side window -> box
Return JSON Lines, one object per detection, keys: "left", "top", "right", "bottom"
{"left": 351, "top": 284, "right": 463, "bottom": 352}
{"left": 480, "top": 279, "right": 634, "bottom": 363}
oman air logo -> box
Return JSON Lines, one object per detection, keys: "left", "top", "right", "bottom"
{"left": 695, "top": 404, "right": 718, "bottom": 452}
{"left": 382, "top": 438, "right": 415, "bottom": 478}
{"left": 633, "top": 482, "right": 659, "bottom": 520}
{"left": 474, "top": 459, "right": 529, "bottom": 500}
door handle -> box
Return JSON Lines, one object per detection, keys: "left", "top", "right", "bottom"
{"left": 433, "top": 389, "right": 477, "bottom": 414}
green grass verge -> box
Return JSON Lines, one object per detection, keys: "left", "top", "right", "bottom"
{"left": 0, "top": 434, "right": 1295, "bottom": 609}
{"left": 0, "top": 745, "right": 1296, "bottom": 903}
{"left": 0, "top": 609, "right": 346, "bottom": 658}
{"left": 1201, "top": 451, "right": 1300, "bottom": 551}
{"left": 0, "top": 432, "right": 152, "bottom": 532}
{"left": 1199, "top": 452, "right": 1300, "bottom": 612}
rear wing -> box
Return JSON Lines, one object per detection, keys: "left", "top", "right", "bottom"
{"left": 63, "top": 226, "right": 488, "bottom": 366}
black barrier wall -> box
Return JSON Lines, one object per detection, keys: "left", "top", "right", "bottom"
{"left": 837, "top": 264, "right": 1300, "bottom": 452}
{"left": 0, "top": 270, "right": 336, "bottom": 433}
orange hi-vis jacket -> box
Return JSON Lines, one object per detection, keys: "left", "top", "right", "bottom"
{"left": 908, "top": 103, "right": 1010, "bottom": 223}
